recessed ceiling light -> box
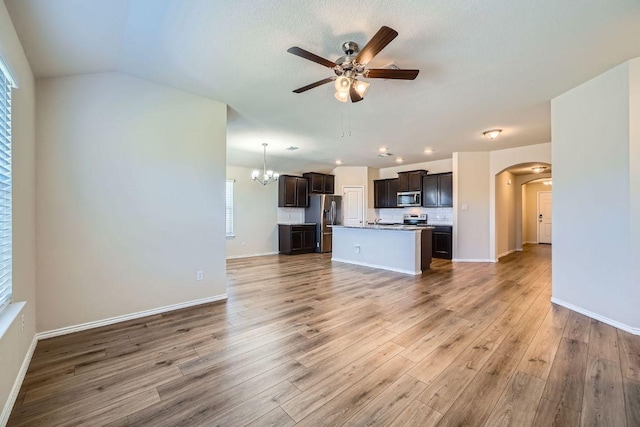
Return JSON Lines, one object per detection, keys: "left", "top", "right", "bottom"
{"left": 483, "top": 129, "right": 502, "bottom": 140}
{"left": 378, "top": 147, "right": 388, "bottom": 153}
{"left": 424, "top": 148, "right": 435, "bottom": 154}
{"left": 335, "top": 160, "right": 343, "bottom": 165}
{"left": 532, "top": 166, "right": 547, "bottom": 173}
{"left": 396, "top": 157, "right": 403, "bottom": 163}
{"left": 378, "top": 152, "right": 393, "bottom": 157}
{"left": 286, "top": 146, "right": 298, "bottom": 151}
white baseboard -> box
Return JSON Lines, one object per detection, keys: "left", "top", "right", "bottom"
{"left": 497, "top": 249, "right": 517, "bottom": 259}
{"left": 38, "top": 294, "right": 228, "bottom": 340}
{"left": 1, "top": 334, "right": 38, "bottom": 426}
{"left": 331, "top": 258, "right": 421, "bottom": 275}
{"left": 551, "top": 297, "right": 640, "bottom": 336}
{"left": 452, "top": 259, "right": 498, "bottom": 263}
{"left": 226, "top": 251, "right": 278, "bottom": 260}
{"left": 522, "top": 241, "right": 538, "bottom": 245}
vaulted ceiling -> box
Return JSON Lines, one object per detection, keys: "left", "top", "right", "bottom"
{"left": 6, "top": 0, "right": 640, "bottom": 172}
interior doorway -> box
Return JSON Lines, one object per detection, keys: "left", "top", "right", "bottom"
{"left": 342, "top": 186, "right": 364, "bottom": 227}
{"left": 538, "top": 191, "right": 552, "bottom": 244}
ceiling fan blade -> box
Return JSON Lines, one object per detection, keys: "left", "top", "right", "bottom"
{"left": 292, "top": 77, "right": 336, "bottom": 93}
{"left": 349, "top": 85, "right": 363, "bottom": 103}
{"left": 287, "top": 47, "right": 336, "bottom": 68}
{"left": 364, "top": 69, "right": 419, "bottom": 80}
{"left": 355, "top": 26, "right": 399, "bottom": 65}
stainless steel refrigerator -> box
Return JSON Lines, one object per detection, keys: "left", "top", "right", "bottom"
{"left": 305, "top": 194, "right": 342, "bottom": 253}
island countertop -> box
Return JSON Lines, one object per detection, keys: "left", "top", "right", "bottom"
{"left": 330, "top": 224, "right": 434, "bottom": 231}
{"left": 331, "top": 226, "right": 432, "bottom": 275}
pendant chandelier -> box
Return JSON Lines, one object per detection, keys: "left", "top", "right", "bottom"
{"left": 251, "top": 143, "right": 279, "bottom": 185}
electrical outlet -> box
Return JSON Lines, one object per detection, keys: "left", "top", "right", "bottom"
{"left": 21, "top": 314, "right": 24, "bottom": 332}
{"left": 241, "top": 241, "right": 246, "bottom": 247}
{"left": 196, "top": 271, "right": 204, "bottom": 281}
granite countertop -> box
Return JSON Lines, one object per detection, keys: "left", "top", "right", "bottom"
{"left": 331, "top": 224, "right": 434, "bottom": 231}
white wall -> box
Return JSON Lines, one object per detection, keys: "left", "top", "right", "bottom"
{"left": 0, "top": 2, "right": 37, "bottom": 421}
{"left": 332, "top": 166, "right": 372, "bottom": 221}
{"left": 453, "top": 152, "right": 490, "bottom": 261}
{"left": 495, "top": 171, "right": 516, "bottom": 258}
{"left": 226, "top": 165, "right": 278, "bottom": 258}
{"left": 630, "top": 60, "right": 640, "bottom": 324}
{"left": 36, "top": 72, "right": 227, "bottom": 332}
{"left": 489, "top": 143, "right": 551, "bottom": 260}
{"left": 552, "top": 58, "right": 638, "bottom": 331}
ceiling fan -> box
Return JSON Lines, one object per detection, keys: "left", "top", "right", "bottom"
{"left": 287, "top": 26, "right": 419, "bottom": 103}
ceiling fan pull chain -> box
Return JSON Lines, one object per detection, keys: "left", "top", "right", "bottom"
{"left": 341, "top": 104, "right": 345, "bottom": 137}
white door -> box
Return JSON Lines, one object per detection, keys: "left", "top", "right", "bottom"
{"left": 343, "top": 186, "right": 364, "bottom": 227}
{"left": 538, "top": 191, "right": 552, "bottom": 244}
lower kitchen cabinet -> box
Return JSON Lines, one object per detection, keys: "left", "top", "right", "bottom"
{"left": 278, "top": 224, "right": 316, "bottom": 255}
{"left": 432, "top": 225, "right": 453, "bottom": 260}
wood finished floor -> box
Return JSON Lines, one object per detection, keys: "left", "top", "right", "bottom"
{"left": 8, "top": 245, "right": 640, "bottom": 426}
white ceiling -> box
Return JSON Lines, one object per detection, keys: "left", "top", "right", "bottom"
{"left": 6, "top": 0, "right": 640, "bottom": 173}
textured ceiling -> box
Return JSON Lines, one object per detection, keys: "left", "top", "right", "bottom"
{"left": 6, "top": 0, "right": 640, "bottom": 173}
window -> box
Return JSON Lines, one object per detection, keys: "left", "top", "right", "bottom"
{"left": 225, "top": 180, "right": 234, "bottom": 237}
{"left": 0, "top": 60, "right": 14, "bottom": 314}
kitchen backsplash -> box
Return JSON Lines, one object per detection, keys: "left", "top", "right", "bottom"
{"left": 277, "top": 208, "right": 305, "bottom": 224}
{"left": 372, "top": 207, "right": 453, "bottom": 224}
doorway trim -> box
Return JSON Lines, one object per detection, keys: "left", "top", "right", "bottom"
{"left": 341, "top": 185, "right": 365, "bottom": 227}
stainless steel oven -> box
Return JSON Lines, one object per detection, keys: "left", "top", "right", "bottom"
{"left": 397, "top": 191, "right": 421, "bottom": 207}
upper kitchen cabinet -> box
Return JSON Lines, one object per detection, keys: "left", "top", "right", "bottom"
{"left": 278, "top": 175, "right": 308, "bottom": 207}
{"left": 303, "top": 172, "right": 335, "bottom": 195}
{"left": 422, "top": 172, "right": 453, "bottom": 208}
{"left": 374, "top": 178, "right": 399, "bottom": 208}
{"left": 397, "top": 170, "right": 427, "bottom": 192}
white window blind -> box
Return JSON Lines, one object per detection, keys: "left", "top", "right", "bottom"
{"left": 0, "top": 62, "right": 13, "bottom": 314}
{"left": 225, "top": 180, "right": 234, "bottom": 237}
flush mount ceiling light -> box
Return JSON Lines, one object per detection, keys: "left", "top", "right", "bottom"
{"left": 483, "top": 129, "right": 502, "bottom": 140}
{"left": 286, "top": 146, "right": 298, "bottom": 151}
{"left": 532, "top": 166, "right": 547, "bottom": 173}
{"left": 287, "top": 26, "right": 419, "bottom": 103}
{"left": 251, "top": 143, "right": 279, "bottom": 186}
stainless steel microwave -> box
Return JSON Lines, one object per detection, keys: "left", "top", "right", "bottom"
{"left": 397, "top": 191, "right": 421, "bottom": 207}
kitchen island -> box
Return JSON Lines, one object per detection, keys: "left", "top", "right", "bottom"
{"left": 331, "top": 225, "right": 433, "bottom": 275}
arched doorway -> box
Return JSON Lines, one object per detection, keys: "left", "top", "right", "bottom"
{"left": 494, "top": 162, "right": 551, "bottom": 260}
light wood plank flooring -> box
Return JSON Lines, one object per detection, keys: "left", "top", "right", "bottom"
{"left": 8, "top": 245, "right": 640, "bottom": 426}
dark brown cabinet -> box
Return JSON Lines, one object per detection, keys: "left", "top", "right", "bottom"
{"left": 397, "top": 170, "right": 427, "bottom": 192}
{"left": 303, "top": 172, "right": 334, "bottom": 195}
{"left": 278, "top": 224, "right": 316, "bottom": 255}
{"left": 421, "top": 228, "right": 433, "bottom": 269}
{"left": 432, "top": 225, "right": 453, "bottom": 260}
{"left": 373, "top": 178, "right": 399, "bottom": 208}
{"left": 278, "top": 175, "right": 308, "bottom": 207}
{"left": 422, "top": 172, "right": 453, "bottom": 208}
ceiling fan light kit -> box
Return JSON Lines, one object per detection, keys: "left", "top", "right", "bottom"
{"left": 288, "top": 26, "right": 419, "bottom": 103}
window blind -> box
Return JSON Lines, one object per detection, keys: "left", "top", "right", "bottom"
{"left": 0, "top": 63, "right": 13, "bottom": 314}
{"left": 225, "top": 180, "right": 234, "bottom": 237}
